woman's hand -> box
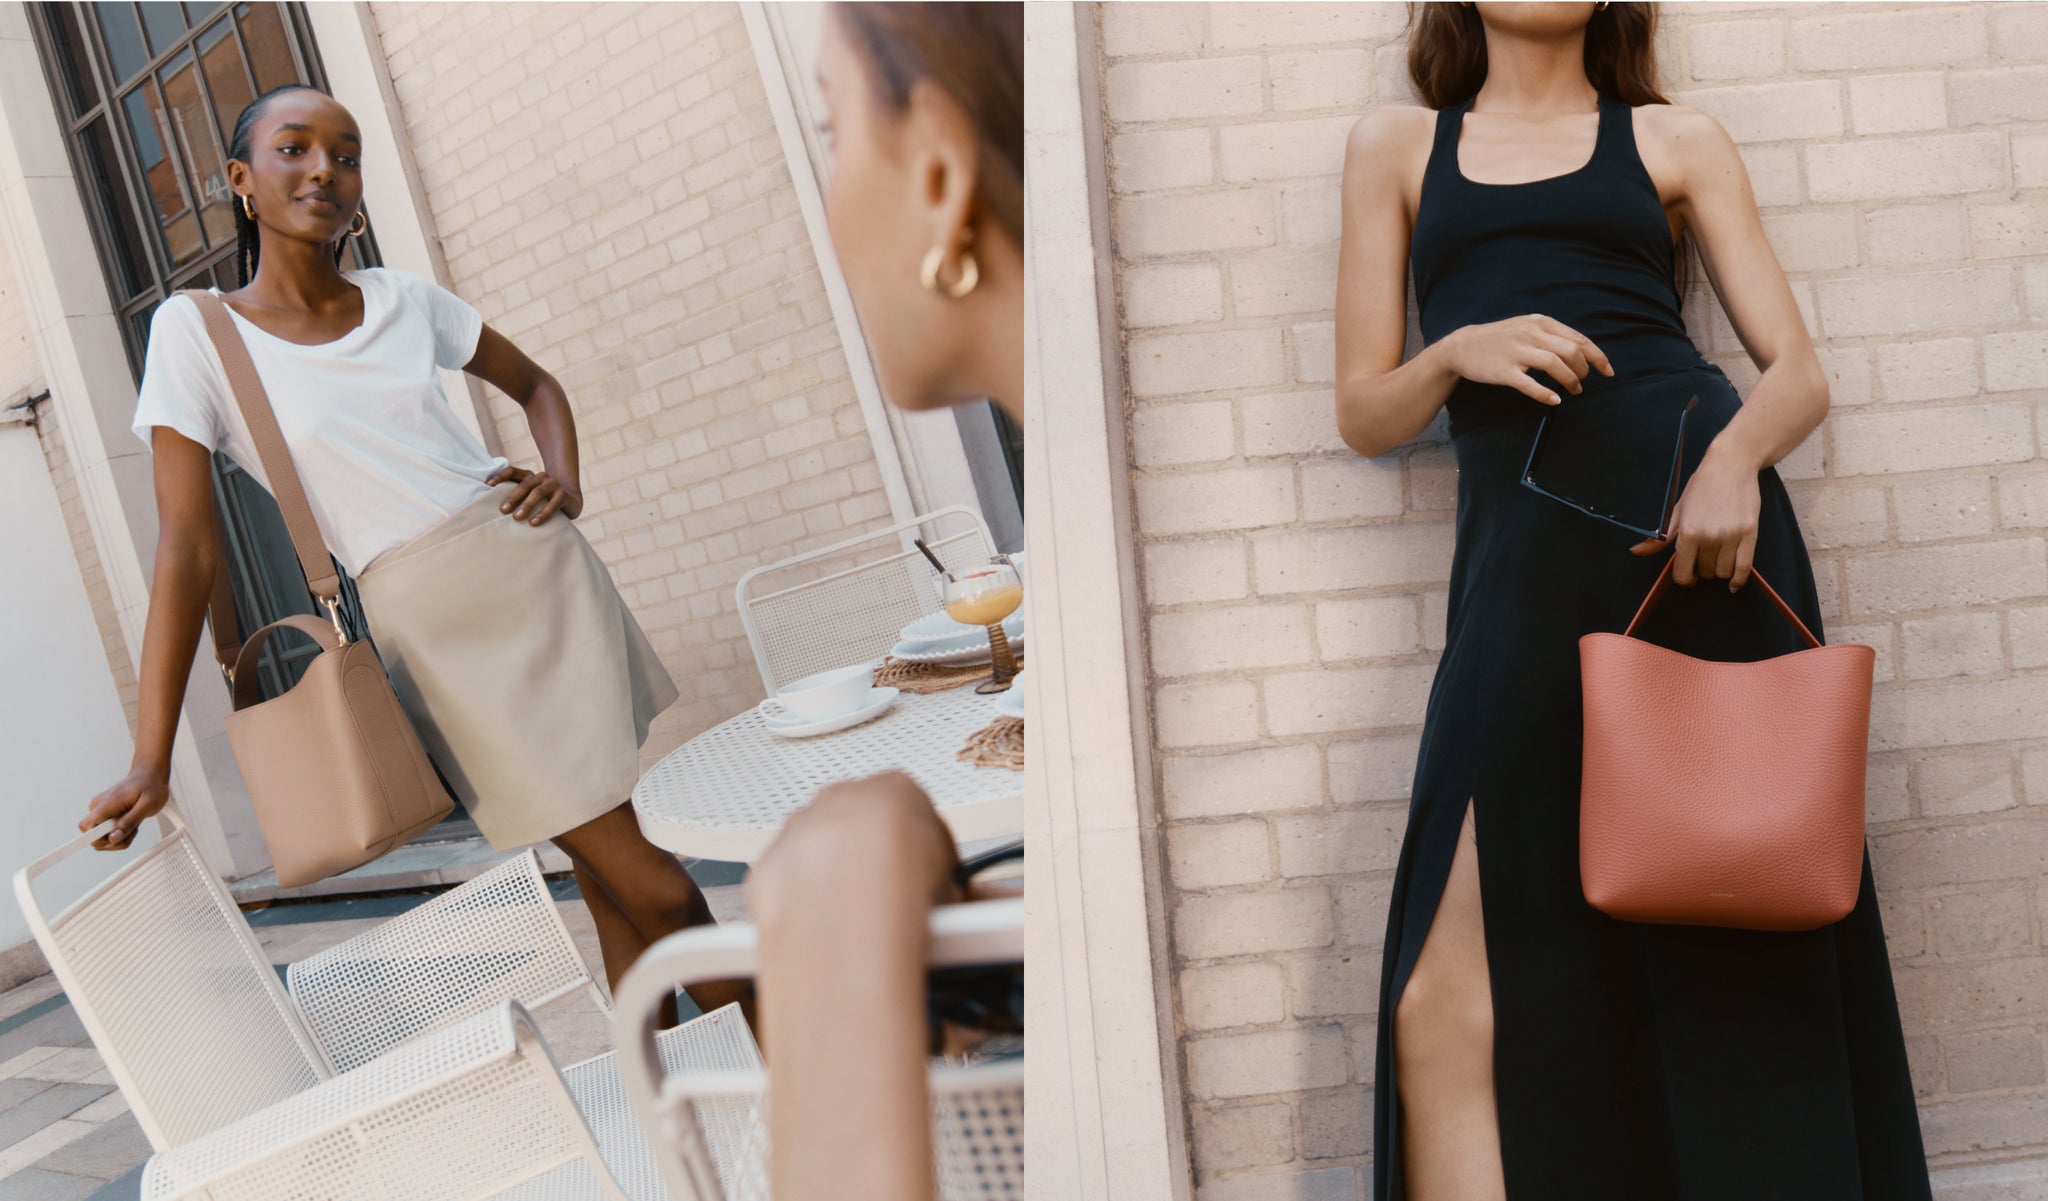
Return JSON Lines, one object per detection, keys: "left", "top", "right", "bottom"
{"left": 487, "top": 465, "right": 581, "bottom": 524}
{"left": 1630, "top": 439, "right": 1764, "bottom": 589}
{"left": 80, "top": 766, "right": 172, "bottom": 851}
{"left": 1444, "top": 314, "right": 1615, "bottom": 406}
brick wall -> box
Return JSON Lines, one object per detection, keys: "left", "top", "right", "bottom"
{"left": 367, "top": 1, "right": 892, "bottom": 754}
{"left": 1097, "top": 2, "right": 2048, "bottom": 1194}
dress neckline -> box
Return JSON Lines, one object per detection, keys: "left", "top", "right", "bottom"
{"left": 1450, "top": 95, "right": 1612, "bottom": 189}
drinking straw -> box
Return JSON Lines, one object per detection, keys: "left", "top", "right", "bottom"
{"left": 913, "top": 537, "right": 948, "bottom": 575}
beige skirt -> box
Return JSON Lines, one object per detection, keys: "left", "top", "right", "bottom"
{"left": 355, "top": 479, "right": 679, "bottom": 849}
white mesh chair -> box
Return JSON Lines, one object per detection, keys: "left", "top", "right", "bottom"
{"left": 614, "top": 897, "right": 1025, "bottom": 1201}
{"left": 735, "top": 506, "right": 997, "bottom": 694}
{"left": 15, "top": 809, "right": 759, "bottom": 1200}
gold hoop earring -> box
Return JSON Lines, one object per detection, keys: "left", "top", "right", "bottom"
{"left": 1596, "top": 1, "right": 1609, "bottom": 8}
{"left": 241, "top": 194, "right": 255, "bottom": 220}
{"left": 347, "top": 211, "right": 368, "bottom": 238}
{"left": 920, "top": 244, "right": 979, "bottom": 300}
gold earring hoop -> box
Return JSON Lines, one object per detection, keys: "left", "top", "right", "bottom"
{"left": 241, "top": 194, "right": 255, "bottom": 220}
{"left": 1596, "top": 1, "right": 1609, "bottom": 8}
{"left": 920, "top": 244, "right": 979, "bottom": 300}
{"left": 347, "top": 210, "right": 368, "bottom": 238}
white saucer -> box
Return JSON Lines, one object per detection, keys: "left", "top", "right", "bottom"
{"left": 758, "top": 687, "right": 899, "bottom": 738}
{"left": 991, "top": 679, "right": 1025, "bottom": 720}
{"left": 897, "top": 609, "right": 1025, "bottom": 651}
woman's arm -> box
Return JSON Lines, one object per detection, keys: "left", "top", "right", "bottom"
{"left": 1630, "top": 105, "right": 1829, "bottom": 588}
{"left": 79, "top": 428, "right": 222, "bottom": 848}
{"left": 461, "top": 326, "right": 584, "bottom": 524}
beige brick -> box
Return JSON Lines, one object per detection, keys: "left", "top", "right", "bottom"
{"left": 1218, "top": 117, "right": 1355, "bottom": 183}
{"left": 1208, "top": 2, "right": 1406, "bottom": 49}
{"left": 1919, "top": 746, "right": 2020, "bottom": 816}
{"left": 1100, "top": 2, "right": 1208, "bottom": 58}
{"left": 1687, "top": 19, "right": 1785, "bottom": 81}
{"left": 1830, "top": 402, "right": 2034, "bottom": 476}
{"left": 1134, "top": 400, "right": 1237, "bottom": 468}
{"left": 2027, "top": 260, "right": 2048, "bottom": 320}
{"left": 1327, "top": 733, "right": 1421, "bottom": 805}
{"left": 1918, "top": 1091, "right": 2048, "bottom": 1157}
{"left": 1871, "top": 675, "right": 2048, "bottom": 752}
{"left": 1792, "top": 6, "right": 1988, "bottom": 72}
{"left": 1131, "top": 328, "right": 1287, "bottom": 398}
{"left": 1146, "top": 537, "right": 1251, "bottom": 606}
{"left": 1849, "top": 540, "right": 2048, "bottom": 616}
{"left": 1138, "top": 464, "right": 1296, "bottom": 535}
{"left": 1197, "top": 1167, "right": 1358, "bottom": 1201}
{"left": 1253, "top": 523, "right": 1456, "bottom": 595}
{"left": 2020, "top": 133, "right": 2048, "bottom": 193}
{"left": 1185, "top": 1024, "right": 1350, "bottom": 1100}
{"left": 1272, "top": 49, "right": 1373, "bottom": 112}
{"left": 2027, "top": 747, "right": 2048, "bottom": 807}
{"left": 1292, "top": 320, "right": 1336, "bottom": 384}
{"left": 1789, "top": 481, "right": 1889, "bottom": 550}
{"left": 1929, "top": 887, "right": 2032, "bottom": 957}
{"left": 1157, "top": 679, "right": 1264, "bottom": 749}
{"left": 1737, "top": 142, "right": 1803, "bottom": 209}
{"left": 1285, "top": 949, "right": 1379, "bottom": 1027}
{"left": 1152, "top": 602, "right": 1315, "bottom": 677}
{"left": 1874, "top": 337, "right": 1979, "bottom": 403}
{"left": 1984, "top": 329, "right": 2048, "bottom": 392}
{"left": 1407, "top": 443, "right": 1457, "bottom": 511}
{"left": 1170, "top": 820, "right": 1276, "bottom": 890}
{"left": 1868, "top": 751, "right": 1911, "bottom": 823}
{"left": 1762, "top": 208, "right": 1859, "bottom": 274}
{"left": 1117, "top": 191, "right": 1278, "bottom": 258}
{"left": 1336, "top": 877, "right": 1394, "bottom": 945}
{"left": 1264, "top": 664, "right": 1437, "bottom": 737}
{"left": 1111, "top": 127, "right": 1217, "bottom": 194}
{"left": 1864, "top": 205, "right": 1968, "bottom": 269}
{"left": 1299, "top": 456, "right": 1404, "bottom": 523}
{"left": 1884, "top": 896, "right": 1926, "bottom": 960}
{"left": 2013, "top": 604, "right": 2048, "bottom": 671}
{"left": 1106, "top": 57, "right": 1264, "bottom": 124}
{"left": 1243, "top": 390, "right": 1345, "bottom": 457}
{"left": 1189, "top": 1102, "right": 1293, "bottom": 1173}
{"left": 1944, "top": 1027, "right": 2045, "bottom": 1095}
{"left": 1125, "top": 262, "right": 1226, "bottom": 328}
{"left": 1274, "top": 804, "right": 1406, "bottom": 878}
{"left": 1953, "top": 65, "right": 2048, "bottom": 127}
{"left": 1315, "top": 596, "right": 1420, "bottom": 662}
{"left": 1847, "top": 72, "right": 1948, "bottom": 135}
{"left": 1232, "top": 250, "right": 1339, "bottom": 319}
{"left": 1280, "top": 182, "right": 1342, "bottom": 247}
{"left": 1162, "top": 744, "right": 1326, "bottom": 820}
{"left": 1299, "top": 1087, "right": 1371, "bottom": 1160}
{"left": 1893, "top": 476, "right": 1995, "bottom": 544}
{"left": 1181, "top": 961, "right": 1288, "bottom": 1031}
{"left": 1177, "top": 887, "right": 1334, "bottom": 961}
{"left": 1993, "top": 2, "right": 2048, "bottom": 59}
{"left": 1676, "top": 80, "right": 1843, "bottom": 144}
{"left": 1806, "top": 134, "right": 2007, "bottom": 204}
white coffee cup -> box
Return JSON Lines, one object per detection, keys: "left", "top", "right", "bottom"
{"left": 768, "top": 663, "right": 875, "bottom": 722}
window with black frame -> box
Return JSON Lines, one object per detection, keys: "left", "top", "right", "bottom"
{"left": 28, "top": 1, "right": 379, "bottom": 703}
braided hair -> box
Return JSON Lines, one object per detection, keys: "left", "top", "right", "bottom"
{"left": 227, "top": 84, "right": 350, "bottom": 286}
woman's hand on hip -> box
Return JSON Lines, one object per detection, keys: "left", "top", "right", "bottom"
{"left": 1445, "top": 314, "right": 1614, "bottom": 406}
{"left": 1629, "top": 441, "right": 1763, "bottom": 590}
{"left": 488, "top": 465, "right": 582, "bottom": 524}
{"left": 81, "top": 766, "right": 171, "bottom": 851}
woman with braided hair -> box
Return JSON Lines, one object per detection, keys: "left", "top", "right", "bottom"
{"left": 81, "top": 83, "right": 746, "bottom": 1024}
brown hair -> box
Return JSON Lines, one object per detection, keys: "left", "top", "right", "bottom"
{"left": 1405, "top": 2, "right": 1699, "bottom": 301}
{"left": 832, "top": 3, "right": 1023, "bottom": 246}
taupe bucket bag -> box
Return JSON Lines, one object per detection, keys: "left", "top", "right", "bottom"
{"left": 183, "top": 290, "right": 454, "bottom": 887}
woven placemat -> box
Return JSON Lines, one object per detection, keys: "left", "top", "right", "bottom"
{"left": 957, "top": 715, "right": 1024, "bottom": 771}
{"left": 875, "top": 653, "right": 1024, "bottom": 695}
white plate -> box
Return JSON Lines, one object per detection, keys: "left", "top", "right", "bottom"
{"left": 758, "top": 687, "right": 899, "bottom": 738}
{"left": 889, "top": 629, "right": 1027, "bottom": 666}
{"left": 898, "top": 609, "right": 1024, "bottom": 649}
{"left": 991, "top": 678, "right": 1024, "bottom": 720}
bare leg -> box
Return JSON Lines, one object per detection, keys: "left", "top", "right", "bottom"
{"left": 550, "top": 802, "right": 752, "bottom": 1020}
{"left": 1395, "top": 798, "right": 1506, "bottom": 1201}
{"left": 569, "top": 861, "right": 680, "bottom": 1028}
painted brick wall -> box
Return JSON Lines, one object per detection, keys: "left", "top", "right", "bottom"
{"left": 368, "top": 1, "right": 891, "bottom": 753}
{"left": 1097, "top": 3, "right": 2048, "bottom": 1195}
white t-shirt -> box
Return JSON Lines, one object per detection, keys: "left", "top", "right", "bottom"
{"left": 131, "top": 267, "right": 510, "bottom": 577}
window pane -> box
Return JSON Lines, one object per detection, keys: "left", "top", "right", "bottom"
{"left": 196, "top": 17, "right": 251, "bottom": 154}
{"left": 80, "top": 117, "right": 151, "bottom": 298}
{"left": 137, "top": 1, "right": 187, "bottom": 55}
{"left": 181, "top": 1, "right": 227, "bottom": 27}
{"left": 122, "top": 82, "right": 203, "bottom": 265}
{"left": 92, "top": 3, "right": 150, "bottom": 82}
{"left": 233, "top": 3, "right": 296, "bottom": 95}
{"left": 44, "top": 5, "right": 102, "bottom": 115}
{"left": 159, "top": 48, "right": 234, "bottom": 248}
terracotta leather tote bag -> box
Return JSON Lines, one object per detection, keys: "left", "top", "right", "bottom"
{"left": 1579, "top": 555, "right": 1874, "bottom": 931}
{"left": 184, "top": 291, "right": 454, "bottom": 888}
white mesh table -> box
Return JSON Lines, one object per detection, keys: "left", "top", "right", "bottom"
{"left": 632, "top": 684, "right": 1024, "bottom": 863}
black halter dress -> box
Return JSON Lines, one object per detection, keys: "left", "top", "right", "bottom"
{"left": 1370, "top": 93, "right": 1933, "bottom": 1201}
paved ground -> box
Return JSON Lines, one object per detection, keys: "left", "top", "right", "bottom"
{"left": 0, "top": 868, "right": 749, "bottom": 1200}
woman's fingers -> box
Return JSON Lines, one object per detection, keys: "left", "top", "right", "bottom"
{"left": 1535, "top": 317, "right": 1613, "bottom": 376}
{"left": 1534, "top": 349, "right": 1584, "bottom": 396}
{"left": 526, "top": 488, "right": 564, "bottom": 525}
{"left": 1729, "top": 534, "right": 1756, "bottom": 592}
{"left": 506, "top": 472, "right": 551, "bottom": 518}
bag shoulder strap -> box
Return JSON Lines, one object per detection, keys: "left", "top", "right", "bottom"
{"left": 177, "top": 290, "right": 343, "bottom": 675}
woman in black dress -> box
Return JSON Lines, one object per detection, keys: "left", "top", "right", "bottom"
{"left": 1334, "top": 5, "right": 1931, "bottom": 1199}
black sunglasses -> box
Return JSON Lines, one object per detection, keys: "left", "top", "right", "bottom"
{"left": 1520, "top": 392, "right": 1700, "bottom": 539}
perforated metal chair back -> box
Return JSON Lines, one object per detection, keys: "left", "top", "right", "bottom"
{"left": 735, "top": 507, "right": 996, "bottom": 694}
{"left": 14, "top": 812, "right": 331, "bottom": 1151}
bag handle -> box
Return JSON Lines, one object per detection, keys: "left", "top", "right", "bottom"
{"left": 1622, "top": 554, "right": 1822, "bottom": 650}
{"left": 228, "top": 615, "right": 345, "bottom": 711}
{"left": 178, "top": 290, "right": 347, "bottom": 677}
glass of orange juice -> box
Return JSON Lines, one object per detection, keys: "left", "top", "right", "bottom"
{"left": 942, "top": 556, "right": 1023, "bottom": 694}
